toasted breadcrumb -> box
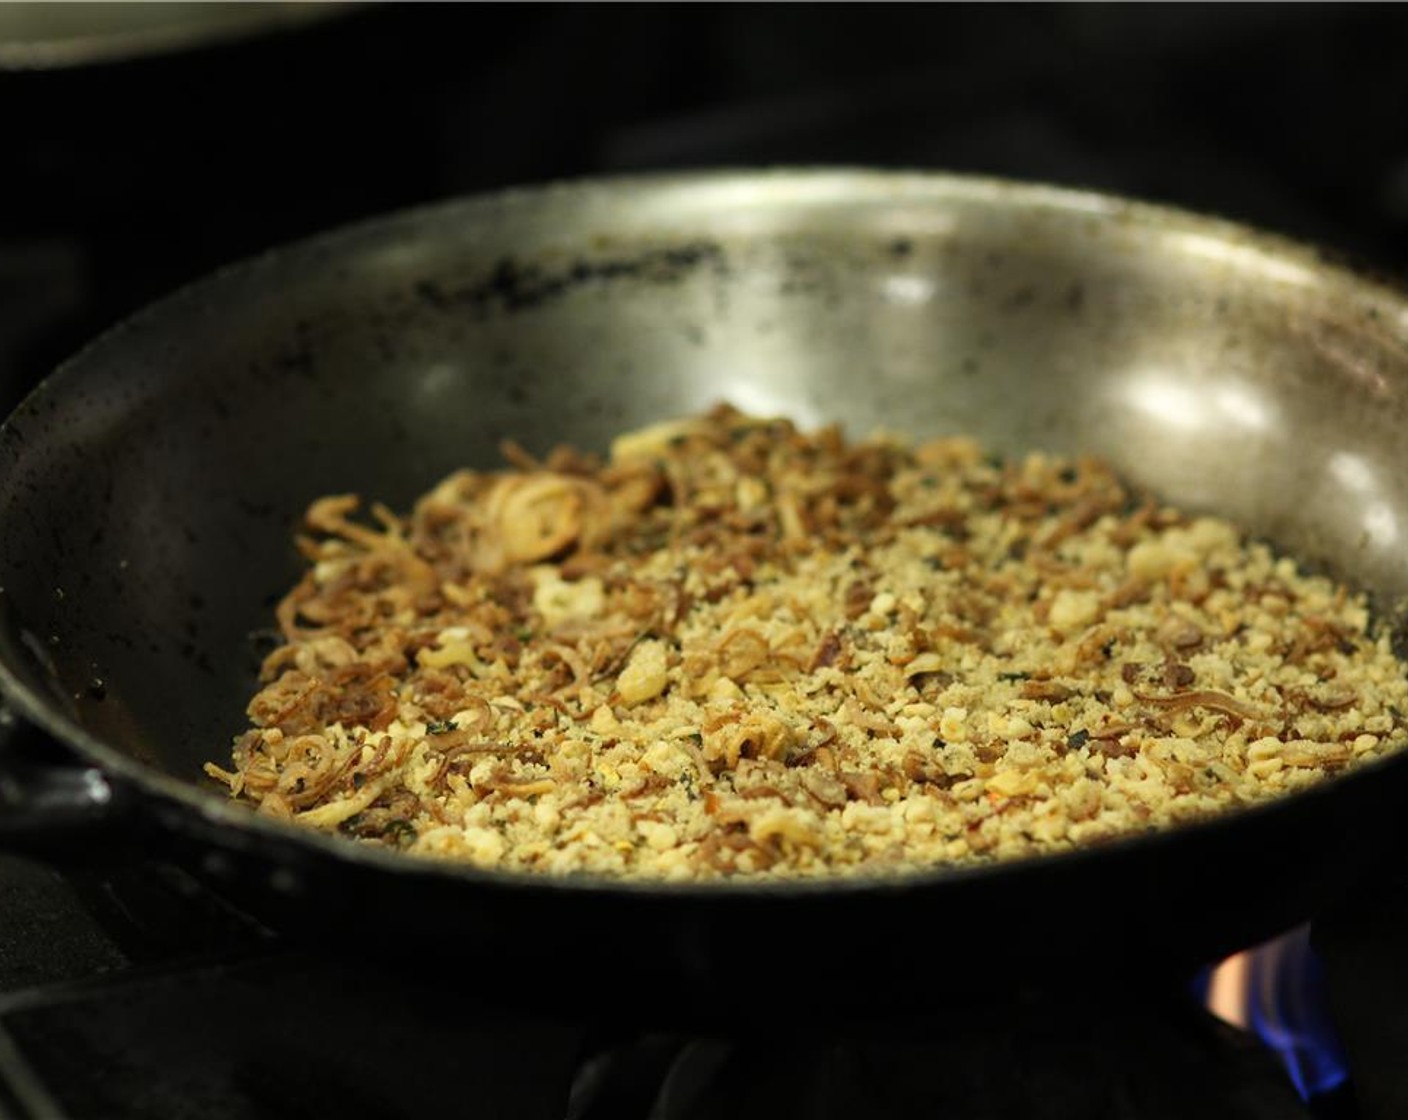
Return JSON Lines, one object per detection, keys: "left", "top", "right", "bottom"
{"left": 206, "top": 405, "right": 1408, "bottom": 879}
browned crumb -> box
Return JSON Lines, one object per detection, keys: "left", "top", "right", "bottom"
{"left": 205, "top": 405, "right": 1408, "bottom": 879}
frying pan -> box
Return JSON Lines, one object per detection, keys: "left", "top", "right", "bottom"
{"left": 3, "top": 170, "right": 1408, "bottom": 1017}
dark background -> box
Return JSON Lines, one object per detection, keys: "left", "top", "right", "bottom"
{"left": 3, "top": 3, "right": 1408, "bottom": 420}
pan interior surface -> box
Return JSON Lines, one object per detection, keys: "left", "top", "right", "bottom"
{"left": 1, "top": 170, "right": 1407, "bottom": 809}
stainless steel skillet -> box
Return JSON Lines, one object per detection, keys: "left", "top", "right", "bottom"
{"left": 2, "top": 170, "right": 1407, "bottom": 1017}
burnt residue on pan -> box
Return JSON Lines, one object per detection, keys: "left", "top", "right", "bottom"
{"left": 413, "top": 241, "right": 726, "bottom": 316}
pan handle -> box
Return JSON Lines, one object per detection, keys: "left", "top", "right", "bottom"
{"left": 0, "top": 704, "right": 133, "bottom": 860}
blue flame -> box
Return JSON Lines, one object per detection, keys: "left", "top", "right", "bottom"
{"left": 1243, "top": 926, "right": 1350, "bottom": 1099}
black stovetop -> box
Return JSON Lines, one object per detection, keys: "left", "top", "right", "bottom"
{"left": 0, "top": 852, "right": 1346, "bottom": 1120}
{"left": 13, "top": 850, "right": 1407, "bottom": 1118}
{"left": 4, "top": 6, "right": 1408, "bottom": 1118}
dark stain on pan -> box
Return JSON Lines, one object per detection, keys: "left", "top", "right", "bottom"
{"left": 235, "top": 497, "right": 277, "bottom": 520}
{"left": 413, "top": 241, "right": 726, "bottom": 316}
{"left": 180, "top": 641, "right": 216, "bottom": 675}
{"left": 276, "top": 343, "right": 316, "bottom": 379}
{"left": 373, "top": 333, "right": 398, "bottom": 362}
{"left": 1385, "top": 600, "right": 1408, "bottom": 663}
{"left": 105, "top": 629, "right": 136, "bottom": 651}
{"left": 414, "top": 280, "right": 452, "bottom": 312}
{"left": 1001, "top": 285, "right": 1037, "bottom": 312}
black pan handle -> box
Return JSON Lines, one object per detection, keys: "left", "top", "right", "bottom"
{"left": 0, "top": 704, "right": 133, "bottom": 861}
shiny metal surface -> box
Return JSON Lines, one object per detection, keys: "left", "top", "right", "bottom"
{"left": 279, "top": 169, "right": 1408, "bottom": 597}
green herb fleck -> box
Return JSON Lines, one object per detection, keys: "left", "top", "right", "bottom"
{"left": 384, "top": 820, "right": 418, "bottom": 847}
{"left": 426, "top": 719, "right": 457, "bottom": 735}
{"left": 1067, "top": 729, "right": 1090, "bottom": 750}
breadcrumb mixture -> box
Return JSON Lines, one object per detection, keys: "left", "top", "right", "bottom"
{"left": 206, "top": 405, "right": 1408, "bottom": 879}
